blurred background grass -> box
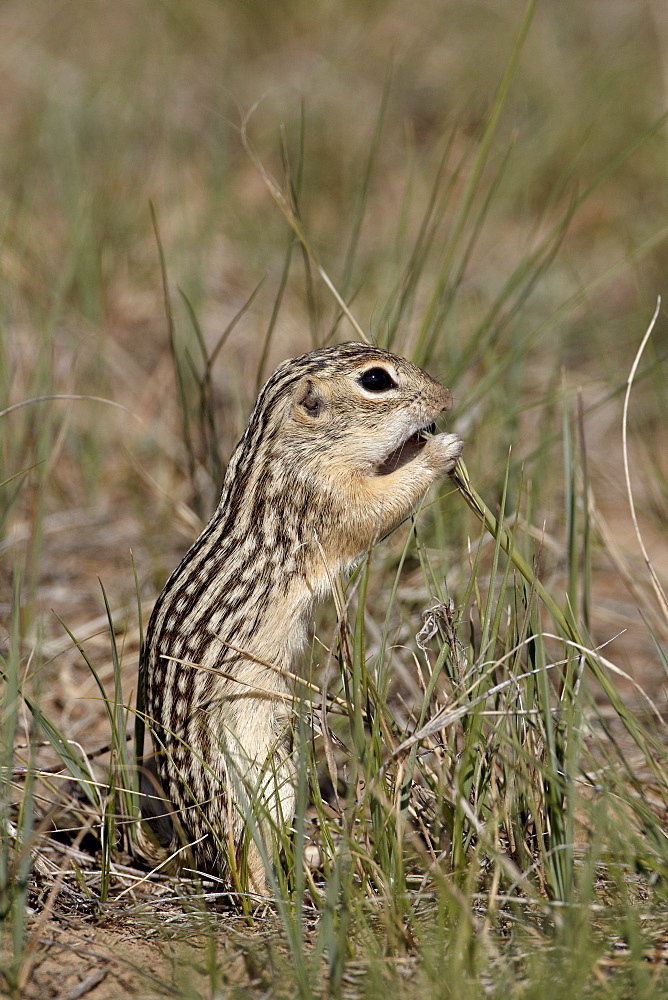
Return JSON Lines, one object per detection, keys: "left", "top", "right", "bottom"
{"left": 2, "top": 0, "right": 666, "bottom": 680}
{"left": 1, "top": 1, "right": 668, "bottom": 995}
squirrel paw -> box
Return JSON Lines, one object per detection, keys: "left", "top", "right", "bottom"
{"left": 427, "top": 432, "right": 464, "bottom": 473}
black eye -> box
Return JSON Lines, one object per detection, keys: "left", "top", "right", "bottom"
{"left": 358, "top": 367, "right": 396, "bottom": 392}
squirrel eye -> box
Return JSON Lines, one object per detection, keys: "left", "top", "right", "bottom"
{"left": 358, "top": 367, "right": 396, "bottom": 392}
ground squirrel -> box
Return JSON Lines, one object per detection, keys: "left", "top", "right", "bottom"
{"left": 142, "top": 341, "right": 463, "bottom": 893}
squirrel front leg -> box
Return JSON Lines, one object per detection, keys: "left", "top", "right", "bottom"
{"left": 324, "top": 432, "right": 464, "bottom": 562}
{"left": 364, "top": 432, "right": 463, "bottom": 529}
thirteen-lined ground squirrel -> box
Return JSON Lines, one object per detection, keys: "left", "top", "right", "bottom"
{"left": 141, "top": 341, "right": 463, "bottom": 893}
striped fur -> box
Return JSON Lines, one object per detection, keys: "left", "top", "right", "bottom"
{"left": 141, "top": 342, "right": 463, "bottom": 891}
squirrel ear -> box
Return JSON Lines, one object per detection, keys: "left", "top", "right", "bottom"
{"left": 295, "top": 378, "right": 324, "bottom": 418}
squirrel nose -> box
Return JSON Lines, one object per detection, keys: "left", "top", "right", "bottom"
{"left": 439, "top": 387, "right": 453, "bottom": 412}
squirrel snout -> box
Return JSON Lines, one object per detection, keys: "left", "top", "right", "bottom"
{"left": 435, "top": 385, "right": 453, "bottom": 413}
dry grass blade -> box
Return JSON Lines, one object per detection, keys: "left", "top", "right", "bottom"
{"left": 622, "top": 296, "right": 668, "bottom": 623}
{"left": 0, "top": 395, "right": 141, "bottom": 423}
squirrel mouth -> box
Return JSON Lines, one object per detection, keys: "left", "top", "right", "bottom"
{"left": 377, "top": 423, "right": 437, "bottom": 475}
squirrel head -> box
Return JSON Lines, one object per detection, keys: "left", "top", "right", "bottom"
{"left": 256, "top": 343, "right": 453, "bottom": 479}
{"left": 216, "top": 342, "right": 460, "bottom": 567}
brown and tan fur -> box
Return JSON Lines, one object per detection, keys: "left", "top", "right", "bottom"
{"left": 141, "top": 342, "right": 463, "bottom": 893}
